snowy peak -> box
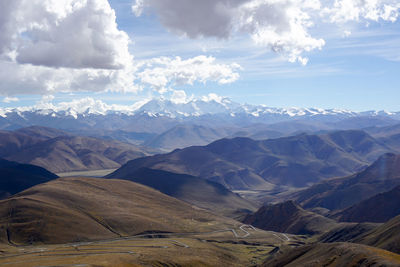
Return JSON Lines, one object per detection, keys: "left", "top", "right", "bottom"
{"left": 0, "top": 97, "right": 399, "bottom": 121}
{"left": 136, "top": 97, "right": 244, "bottom": 118}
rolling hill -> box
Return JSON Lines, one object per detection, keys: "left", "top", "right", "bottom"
{"left": 243, "top": 201, "right": 337, "bottom": 235}
{"left": 293, "top": 153, "right": 400, "bottom": 211}
{"left": 354, "top": 214, "right": 400, "bottom": 254}
{"left": 260, "top": 242, "right": 400, "bottom": 267}
{"left": 332, "top": 185, "right": 400, "bottom": 223}
{"left": 144, "top": 124, "right": 228, "bottom": 151}
{"left": 0, "top": 177, "right": 237, "bottom": 245}
{"left": 319, "top": 223, "right": 380, "bottom": 243}
{"left": 109, "top": 130, "right": 394, "bottom": 190}
{"left": 0, "top": 126, "right": 149, "bottom": 173}
{"left": 0, "top": 129, "right": 41, "bottom": 158}
{"left": 0, "top": 159, "right": 58, "bottom": 199}
{"left": 14, "top": 126, "right": 72, "bottom": 140}
{"left": 106, "top": 167, "right": 257, "bottom": 219}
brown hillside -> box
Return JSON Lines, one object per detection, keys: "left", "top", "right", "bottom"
{"left": 261, "top": 242, "right": 400, "bottom": 267}
{"left": 294, "top": 153, "right": 400, "bottom": 211}
{"left": 0, "top": 177, "right": 236, "bottom": 245}
{"left": 243, "top": 201, "right": 337, "bottom": 235}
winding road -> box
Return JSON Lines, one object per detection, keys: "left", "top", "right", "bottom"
{"left": 0, "top": 224, "right": 293, "bottom": 265}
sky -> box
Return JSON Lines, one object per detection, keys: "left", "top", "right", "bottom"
{"left": 0, "top": 0, "right": 399, "bottom": 111}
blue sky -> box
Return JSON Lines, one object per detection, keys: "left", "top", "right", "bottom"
{"left": 0, "top": 0, "right": 399, "bottom": 111}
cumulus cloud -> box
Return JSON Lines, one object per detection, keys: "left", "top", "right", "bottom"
{"left": 0, "top": 1, "right": 244, "bottom": 97}
{"left": 30, "top": 97, "right": 138, "bottom": 116}
{"left": 201, "top": 93, "right": 226, "bottom": 103}
{"left": 0, "top": 60, "right": 137, "bottom": 95}
{"left": 239, "top": 0, "right": 324, "bottom": 65}
{"left": 132, "top": 0, "right": 248, "bottom": 38}
{"left": 133, "top": 0, "right": 400, "bottom": 64}
{"left": 132, "top": 0, "right": 324, "bottom": 64}
{"left": 2, "top": 97, "right": 19, "bottom": 103}
{"left": 0, "top": 0, "right": 140, "bottom": 96}
{"left": 0, "top": 1, "right": 19, "bottom": 55}
{"left": 0, "top": 0, "right": 131, "bottom": 69}
{"left": 135, "top": 55, "right": 241, "bottom": 91}
{"left": 0, "top": 54, "right": 240, "bottom": 96}
{"left": 170, "top": 90, "right": 189, "bottom": 104}
{"left": 325, "top": 0, "right": 400, "bottom": 23}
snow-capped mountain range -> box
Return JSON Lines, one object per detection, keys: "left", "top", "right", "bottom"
{"left": 1, "top": 96, "right": 397, "bottom": 119}
{"left": 0, "top": 96, "right": 399, "bottom": 133}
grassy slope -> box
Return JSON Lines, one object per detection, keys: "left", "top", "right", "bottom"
{"left": 0, "top": 177, "right": 237, "bottom": 245}
{"left": 107, "top": 167, "right": 258, "bottom": 219}
{"left": 243, "top": 201, "right": 338, "bottom": 235}
{"left": 332, "top": 185, "right": 400, "bottom": 223}
{"left": 354, "top": 214, "right": 400, "bottom": 254}
{"left": 293, "top": 153, "right": 400, "bottom": 211}
{"left": 261, "top": 242, "right": 400, "bottom": 267}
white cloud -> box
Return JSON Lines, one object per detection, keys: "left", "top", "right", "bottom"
{"left": 325, "top": 0, "right": 400, "bottom": 23}
{"left": 201, "top": 93, "right": 226, "bottom": 103}
{"left": 0, "top": 1, "right": 244, "bottom": 97}
{"left": 0, "top": 1, "right": 19, "bottom": 55}
{"left": 0, "top": 0, "right": 132, "bottom": 70}
{"left": 2, "top": 97, "right": 19, "bottom": 103}
{"left": 133, "top": 0, "right": 400, "bottom": 64}
{"left": 135, "top": 55, "right": 241, "bottom": 92}
{"left": 132, "top": 0, "right": 248, "bottom": 38}
{"left": 132, "top": 0, "right": 145, "bottom": 16}
{"left": 132, "top": 0, "right": 325, "bottom": 64}
{"left": 35, "top": 95, "right": 56, "bottom": 110}
{"left": 57, "top": 97, "right": 111, "bottom": 114}
{"left": 0, "top": 0, "right": 139, "bottom": 96}
{"left": 239, "top": 0, "right": 325, "bottom": 65}
{"left": 170, "top": 90, "right": 189, "bottom": 104}
{"left": 343, "top": 30, "right": 352, "bottom": 37}
{"left": 0, "top": 59, "right": 137, "bottom": 96}
{"left": 29, "top": 97, "right": 139, "bottom": 116}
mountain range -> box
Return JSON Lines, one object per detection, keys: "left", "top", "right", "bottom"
{"left": 0, "top": 126, "right": 149, "bottom": 173}
{"left": 0, "top": 97, "right": 367, "bottom": 121}
{"left": 109, "top": 130, "right": 397, "bottom": 190}
{"left": 2, "top": 98, "right": 400, "bottom": 155}
{"left": 332, "top": 185, "right": 400, "bottom": 223}
{"left": 1, "top": 98, "right": 400, "bottom": 265}
{"left": 293, "top": 153, "right": 400, "bottom": 211}
{"left": 1, "top": 97, "right": 399, "bottom": 133}
{"left": 106, "top": 167, "right": 257, "bottom": 219}
{"left": 243, "top": 201, "right": 337, "bottom": 235}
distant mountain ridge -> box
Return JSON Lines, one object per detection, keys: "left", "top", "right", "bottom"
{"left": 1, "top": 97, "right": 399, "bottom": 132}
{"left": 293, "top": 153, "right": 400, "bottom": 211}
{"left": 109, "top": 130, "right": 396, "bottom": 190}
{"left": 0, "top": 97, "right": 361, "bottom": 118}
{"left": 332, "top": 185, "right": 400, "bottom": 223}
{"left": 0, "top": 126, "right": 149, "bottom": 173}
{"left": 243, "top": 201, "right": 337, "bottom": 235}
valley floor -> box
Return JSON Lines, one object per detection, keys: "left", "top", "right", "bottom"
{"left": 0, "top": 228, "right": 303, "bottom": 267}
{"left": 56, "top": 169, "right": 117, "bottom": 178}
